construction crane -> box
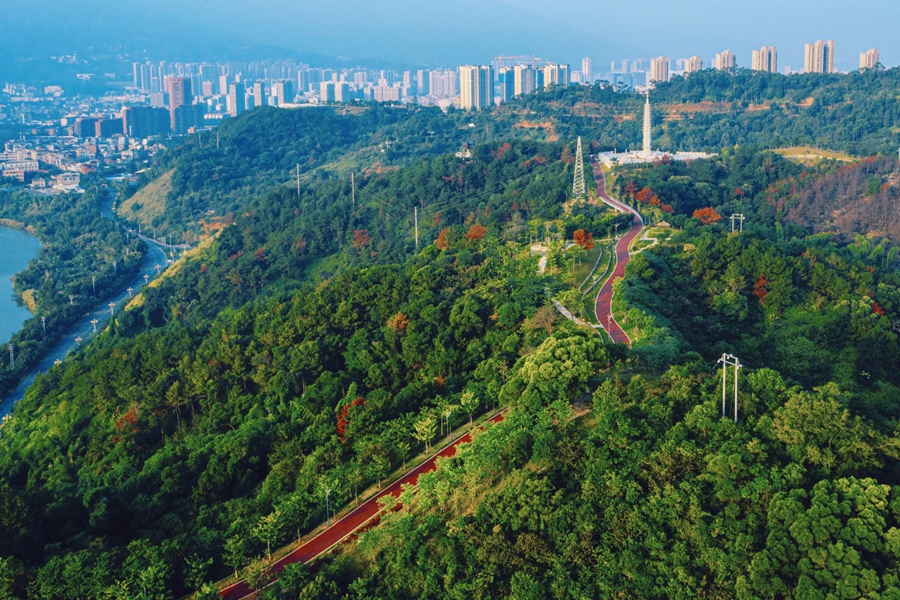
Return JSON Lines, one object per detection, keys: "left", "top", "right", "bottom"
{"left": 494, "top": 55, "right": 547, "bottom": 69}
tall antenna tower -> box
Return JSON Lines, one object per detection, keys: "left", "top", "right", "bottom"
{"left": 572, "top": 137, "right": 586, "bottom": 199}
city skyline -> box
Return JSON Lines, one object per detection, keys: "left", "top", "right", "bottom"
{"left": 0, "top": 0, "right": 896, "bottom": 81}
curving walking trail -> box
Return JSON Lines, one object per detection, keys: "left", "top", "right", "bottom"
{"left": 592, "top": 159, "right": 643, "bottom": 345}
{"left": 220, "top": 409, "right": 509, "bottom": 600}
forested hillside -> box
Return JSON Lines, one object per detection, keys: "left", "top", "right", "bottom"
{"left": 0, "top": 141, "right": 577, "bottom": 598}
{"left": 787, "top": 156, "right": 900, "bottom": 240}
{"left": 120, "top": 68, "right": 900, "bottom": 245}
{"left": 289, "top": 358, "right": 900, "bottom": 599}
{"left": 120, "top": 105, "right": 499, "bottom": 239}
{"left": 245, "top": 153, "right": 900, "bottom": 600}
{"left": 502, "top": 68, "right": 900, "bottom": 155}
{"left": 2, "top": 73, "right": 900, "bottom": 599}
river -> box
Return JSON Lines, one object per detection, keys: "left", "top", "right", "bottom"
{"left": 1, "top": 192, "right": 174, "bottom": 417}
{"left": 0, "top": 225, "right": 41, "bottom": 346}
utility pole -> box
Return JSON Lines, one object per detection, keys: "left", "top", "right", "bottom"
{"left": 92, "top": 276, "right": 96, "bottom": 298}
{"left": 109, "top": 302, "right": 115, "bottom": 316}
{"left": 351, "top": 172, "right": 355, "bottom": 207}
{"left": 717, "top": 353, "right": 742, "bottom": 423}
{"left": 325, "top": 488, "right": 332, "bottom": 526}
{"left": 8, "top": 344, "right": 13, "bottom": 367}
{"left": 41, "top": 316, "right": 46, "bottom": 337}
{"left": 91, "top": 319, "right": 98, "bottom": 333}
{"left": 731, "top": 213, "right": 744, "bottom": 233}
{"left": 414, "top": 206, "right": 419, "bottom": 250}
{"left": 444, "top": 410, "right": 452, "bottom": 445}
{"left": 296, "top": 164, "right": 301, "bottom": 197}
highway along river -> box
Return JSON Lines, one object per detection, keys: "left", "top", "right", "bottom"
{"left": 0, "top": 225, "right": 41, "bottom": 345}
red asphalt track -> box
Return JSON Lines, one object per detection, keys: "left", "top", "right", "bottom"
{"left": 220, "top": 409, "right": 509, "bottom": 599}
{"left": 592, "top": 159, "right": 643, "bottom": 345}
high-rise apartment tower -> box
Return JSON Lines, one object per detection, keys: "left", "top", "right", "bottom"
{"left": 715, "top": 50, "right": 735, "bottom": 70}
{"left": 166, "top": 77, "right": 192, "bottom": 129}
{"left": 648, "top": 56, "right": 669, "bottom": 85}
{"left": 860, "top": 48, "right": 880, "bottom": 70}
{"left": 228, "top": 82, "right": 245, "bottom": 117}
{"left": 804, "top": 40, "right": 835, "bottom": 73}
{"left": 458, "top": 65, "right": 493, "bottom": 110}
{"left": 581, "top": 57, "right": 593, "bottom": 84}
{"left": 751, "top": 46, "right": 778, "bottom": 73}
{"left": 684, "top": 56, "right": 703, "bottom": 74}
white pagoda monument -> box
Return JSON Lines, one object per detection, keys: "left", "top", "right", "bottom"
{"left": 642, "top": 92, "right": 653, "bottom": 158}
{"left": 594, "top": 91, "right": 712, "bottom": 167}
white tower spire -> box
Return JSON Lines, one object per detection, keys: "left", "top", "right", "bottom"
{"left": 642, "top": 92, "right": 652, "bottom": 157}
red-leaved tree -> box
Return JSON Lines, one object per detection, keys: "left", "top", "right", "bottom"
{"left": 465, "top": 224, "right": 487, "bottom": 241}
{"left": 753, "top": 274, "right": 769, "bottom": 302}
{"left": 337, "top": 397, "right": 366, "bottom": 443}
{"left": 693, "top": 207, "right": 722, "bottom": 225}
{"left": 436, "top": 228, "right": 451, "bottom": 250}
{"left": 352, "top": 229, "right": 371, "bottom": 250}
{"left": 573, "top": 229, "right": 595, "bottom": 250}
{"left": 636, "top": 187, "right": 654, "bottom": 204}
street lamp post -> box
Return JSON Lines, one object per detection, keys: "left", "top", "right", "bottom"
{"left": 127, "top": 287, "right": 133, "bottom": 298}
{"left": 92, "top": 276, "right": 96, "bottom": 298}
{"left": 325, "top": 488, "right": 332, "bottom": 526}
{"left": 143, "top": 274, "right": 149, "bottom": 285}
{"left": 108, "top": 302, "right": 115, "bottom": 316}
{"left": 445, "top": 411, "right": 451, "bottom": 445}
{"left": 75, "top": 337, "right": 82, "bottom": 346}
{"left": 155, "top": 264, "right": 161, "bottom": 275}
{"left": 91, "top": 319, "right": 98, "bottom": 333}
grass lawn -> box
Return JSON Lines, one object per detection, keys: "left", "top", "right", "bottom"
{"left": 775, "top": 146, "right": 854, "bottom": 164}
{"left": 557, "top": 244, "right": 602, "bottom": 288}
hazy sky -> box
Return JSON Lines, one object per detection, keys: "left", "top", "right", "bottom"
{"left": 2, "top": 0, "right": 896, "bottom": 71}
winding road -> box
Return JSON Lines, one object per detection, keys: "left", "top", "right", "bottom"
{"left": 592, "top": 159, "right": 643, "bottom": 345}
{"left": 220, "top": 409, "right": 509, "bottom": 600}
{"left": 0, "top": 191, "right": 176, "bottom": 417}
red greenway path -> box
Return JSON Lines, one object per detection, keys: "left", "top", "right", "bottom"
{"left": 220, "top": 409, "right": 508, "bottom": 600}
{"left": 592, "top": 159, "right": 643, "bottom": 345}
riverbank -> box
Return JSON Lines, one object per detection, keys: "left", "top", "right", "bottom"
{"left": 0, "top": 225, "right": 42, "bottom": 346}
{"left": 0, "top": 218, "right": 38, "bottom": 236}
{"left": 0, "top": 183, "right": 149, "bottom": 405}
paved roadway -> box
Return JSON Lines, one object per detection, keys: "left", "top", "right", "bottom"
{"left": 220, "top": 409, "right": 509, "bottom": 600}
{"left": 591, "top": 159, "right": 643, "bottom": 345}
{"left": 0, "top": 192, "right": 175, "bottom": 417}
